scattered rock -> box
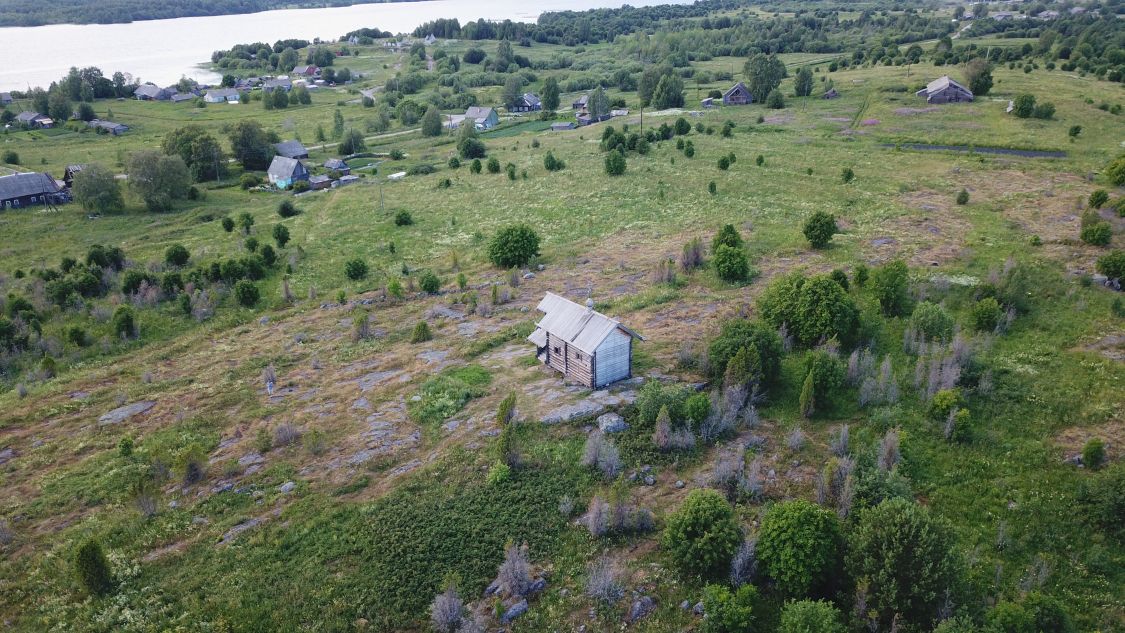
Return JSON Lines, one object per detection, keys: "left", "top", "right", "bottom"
{"left": 69, "top": 391, "right": 90, "bottom": 400}
{"left": 529, "top": 578, "right": 548, "bottom": 594}
{"left": 485, "top": 580, "right": 500, "bottom": 596}
{"left": 428, "top": 305, "right": 465, "bottom": 320}
{"left": 628, "top": 596, "right": 656, "bottom": 623}
{"left": 1064, "top": 454, "right": 1082, "bottom": 466}
{"left": 238, "top": 452, "right": 265, "bottom": 467}
{"left": 522, "top": 272, "right": 535, "bottom": 280}
{"left": 191, "top": 516, "right": 209, "bottom": 525}
{"left": 501, "top": 599, "right": 528, "bottom": 624}
{"left": 278, "top": 481, "right": 296, "bottom": 493}
{"left": 352, "top": 397, "right": 372, "bottom": 411}
{"left": 693, "top": 602, "right": 705, "bottom": 615}
{"left": 541, "top": 399, "right": 607, "bottom": 424}
{"left": 356, "top": 370, "right": 405, "bottom": 392}
{"left": 259, "top": 316, "right": 270, "bottom": 325}
{"left": 680, "top": 600, "right": 691, "bottom": 610}
{"left": 675, "top": 480, "right": 685, "bottom": 488}
{"left": 98, "top": 400, "right": 156, "bottom": 426}
{"left": 219, "top": 518, "right": 262, "bottom": 545}
{"left": 0, "top": 447, "right": 14, "bottom": 465}
{"left": 417, "top": 350, "right": 449, "bottom": 365}
{"left": 643, "top": 475, "right": 656, "bottom": 486}
{"left": 211, "top": 481, "right": 234, "bottom": 494}
{"left": 537, "top": 264, "right": 545, "bottom": 271}
{"left": 596, "top": 413, "right": 628, "bottom": 433}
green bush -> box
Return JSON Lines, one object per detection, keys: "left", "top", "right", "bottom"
{"left": 487, "top": 224, "right": 540, "bottom": 268}
{"left": 707, "top": 319, "right": 784, "bottom": 388}
{"left": 394, "top": 210, "right": 414, "bottom": 226}
{"left": 970, "top": 297, "right": 1003, "bottom": 332}
{"left": 1080, "top": 462, "right": 1125, "bottom": 540}
{"left": 112, "top": 305, "right": 136, "bottom": 339}
{"left": 718, "top": 155, "right": 731, "bottom": 170}
{"left": 233, "top": 280, "right": 260, "bottom": 307}
{"left": 1089, "top": 190, "right": 1109, "bottom": 209}
{"left": 765, "top": 88, "right": 785, "bottom": 108}
{"left": 1106, "top": 154, "right": 1125, "bottom": 186}
{"left": 410, "top": 321, "right": 432, "bottom": 343}
{"left": 604, "top": 149, "right": 626, "bottom": 176}
{"left": 758, "top": 500, "right": 842, "bottom": 597}
{"left": 239, "top": 173, "right": 261, "bottom": 189}
{"left": 803, "top": 350, "right": 845, "bottom": 396}
{"left": 634, "top": 380, "right": 694, "bottom": 427}
{"left": 779, "top": 600, "right": 845, "bottom": 633}
{"left": 802, "top": 211, "right": 838, "bottom": 249}
{"left": 1083, "top": 438, "right": 1106, "bottom": 470}
{"left": 911, "top": 301, "right": 954, "bottom": 341}
{"left": 661, "top": 489, "right": 741, "bottom": 579}
{"left": 853, "top": 264, "right": 869, "bottom": 287}
{"left": 847, "top": 499, "right": 958, "bottom": 628}
{"left": 869, "top": 260, "right": 911, "bottom": 317}
{"left": 74, "top": 539, "right": 114, "bottom": 597}
{"left": 1080, "top": 221, "right": 1112, "bottom": 246}
{"left": 683, "top": 392, "right": 711, "bottom": 424}
{"left": 829, "top": 269, "right": 849, "bottom": 290}
{"left": 419, "top": 270, "right": 441, "bottom": 294}
{"left": 1023, "top": 592, "right": 1075, "bottom": 633}
{"left": 278, "top": 200, "right": 300, "bottom": 218}
{"left": 345, "top": 259, "right": 369, "bottom": 281}
{"left": 956, "top": 189, "right": 970, "bottom": 205}
{"left": 408, "top": 365, "right": 491, "bottom": 426}
{"left": 988, "top": 601, "right": 1033, "bottom": 633}
{"left": 67, "top": 325, "right": 88, "bottom": 347}
{"left": 448, "top": 157, "right": 460, "bottom": 169}
{"left": 1096, "top": 250, "right": 1125, "bottom": 279}
{"left": 841, "top": 167, "right": 855, "bottom": 183}
{"left": 486, "top": 157, "right": 501, "bottom": 174}
{"left": 2, "top": 149, "right": 19, "bottom": 165}
{"left": 758, "top": 273, "right": 860, "bottom": 347}
{"left": 714, "top": 245, "right": 751, "bottom": 283}
{"left": 221, "top": 217, "right": 235, "bottom": 232}
{"left": 929, "top": 388, "right": 964, "bottom": 420}
{"left": 164, "top": 244, "right": 190, "bottom": 267}
{"left": 470, "top": 158, "right": 482, "bottom": 174}
{"left": 272, "top": 224, "right": 290, "bottom": 248}
{"left": 701, "top": 584, "right": 757, "bottom": 633}
{"left": 712, "top": 224, "right": 744, "bottom": 251}
{"left": 543, "top": 151, "right": 565, "bottom": 172}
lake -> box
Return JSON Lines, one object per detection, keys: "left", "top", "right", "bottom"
{"left": 0, "top": 0, "right": 691, "bottom": 91}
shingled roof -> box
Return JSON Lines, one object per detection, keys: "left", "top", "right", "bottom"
{"left": 0, "top": 172, "right": 61, "bottom": 200}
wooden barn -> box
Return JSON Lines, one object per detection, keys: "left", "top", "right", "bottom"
{"left": 722, "top": 82, "right": 753, "bottom": 105}
{"left": 528, "top": 292, "right": 643, "bottom": 389}
{"left": 915, "top": 76, "right": 973, "bottom": 104}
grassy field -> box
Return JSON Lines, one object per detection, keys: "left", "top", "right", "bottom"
{"left": 0, "top": 33, "right": 1123, "bottom": 633}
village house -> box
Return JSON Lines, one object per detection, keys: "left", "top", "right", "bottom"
{"left": 273, "top": 140, "right": 309, "bottom": 160}
{"left": 15, "top": 111, "right": 53, "bottom": 129}
{"left": 572, "top": 94, "right": 589, "bottom": 110}
{"left": 0, "top": 92, "right": 12, "bottom": 105}
{"left": 88, "top": 120, "right": 129, "bottom": 135}
{"left": 823, "top": 87, "right": 840, "bottom": 99}
{"left": 915, "top": 76, "right": 973, "bottom": 104}
{"left": 204, "top": 88, "right": 240, "bottom": 103}
{"left": 701, "top": 97, "right": 715, "bottom": 108}
{"left": 323, "top": 158, "right": 351, "bottom": 175}
{"left": 550, "top": 122, "right": 577, "bottom": 131}
{"left": 722, "top": 82, "right": 753, "bottom": 106}
{"left": 424, "top": 34, "right": 438, "bottom": 45}
{"left": 527, "top": 292, "right": 644, "bottom": 389}
{"left": 448, "top": 106, "right": 499, "bottom": 130}
{"left": 334, "top": 174, "right": 360, "bottom": 187}
{"left": 0, "top": 172, "right": 64, "bottom": 210}
{"left": 308, "top": 174, "right": 332, "bottom": 190}
{"left": 170, "top": 92, "right": 197, "bottom": 103}
{"left": 262, "top": 78, "right": 293, "bottom": 93}
{"left": 63, "top": 165, "right": 86, "bottom": 188}
{"left": 1037, "top": 9, "right": 1059, "bottom": 18}
{"left": 292, "top": 65, "right": 319, "bottom": 77}
{"left": 133, "top": 84, "right": 170, "bottom": 101}
{"left": 510, "top": 93, "right": 542, "bottom": 113}
{"left": 267, "top": 156, "right": 310, "bottom": 189}
{"left": 991, "top": 11, "right": 1016, "bottom": 20}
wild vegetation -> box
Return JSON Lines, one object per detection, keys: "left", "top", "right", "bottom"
{"left": 0, "top": 1, "right": 1123, "bottom": 632}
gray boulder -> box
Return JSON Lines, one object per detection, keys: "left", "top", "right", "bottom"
{"left": 628, "top": 596, "right": 656, "bottom": 623}
{"left": 278, "top": 481, "right": 296, "bottom": 493}
{"left": 502, "top": 599, "right": 528, "bottom": 624}
{"left": 597, "top": 413, "right": 628, "bottom": 433}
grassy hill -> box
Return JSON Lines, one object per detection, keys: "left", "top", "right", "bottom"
{"left": 0, "top": 20, "right": 1123, "bottom": 633}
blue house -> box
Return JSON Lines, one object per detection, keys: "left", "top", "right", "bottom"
{"left": 267, "top": 156, "right": 310, "bottom": 189}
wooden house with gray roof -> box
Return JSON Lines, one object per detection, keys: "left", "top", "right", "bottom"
{"left": 528, "top": 292, "right": 643, "bottom": 389}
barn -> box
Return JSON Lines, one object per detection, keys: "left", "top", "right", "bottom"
{"left": 528, "top": 292, "right": 644, "bottom": 389}
{"left": 0, "top": 172, "right": 64, "bottom": 210}
{"left": 915, "top": 76, "right": 973, "bottom": 104}
{"left": 722, "top": 82, "right": 753, "bottom": 105}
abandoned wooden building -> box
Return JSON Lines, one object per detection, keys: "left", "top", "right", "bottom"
{"left": 915, "top": 76, "right": 973, "bottom": 104}
{"left": 722, "top": 82, "right": 753, "bottom": 105}
{"left": 528, "top": 292, "right": 643, "bottom": 389}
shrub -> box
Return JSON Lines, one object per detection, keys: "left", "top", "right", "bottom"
{"left": 239, "top": 173, "right": 262, "bottom": 189}
{"left": 604, "top": 149, "right": 626, "bottom": 176}
{"left": 277, "top": 200, "right": 300, "bottom": 217}
{"left": 869, "top": 260, "right": 911, "bottom": 316}
{"left": 970, "top": 297, "right": 1003, "bottom": 332}
{"left": 410, "top": 321, "right": 433, "bottom": 343}
{"left": 765, "top": 88, "right": 785, "bottom": 109}
{"left": 233, "top": 280, "right": 259, "bottom": 307}
{"left": 1105, "top": 154, "right": 1125, "bottom": 186}
{"left": 487, "top": 224, "right": 540, "bottom": 268}
{"left": 1096, "top": 251, "right": 1125, "bottom": 279}
{"left": 459, "top": 138, "right": 487, "bottom": 160}
{"left": 988, "top": 602, "right": 1032, "bottom": 633}
{"left": 448, "top": 157, "right": 460, "bottom": 169}
{"left": 176, "top": 443, "right": 207, "bottom": 484}
{"left": 543, "top": 151, "right": 565, "bottom": 172}
{"left": 1, "top": 150, "right": 19, "bottom": 165}
{"left": 419, "top": 270, "right": 441, "bottom": 294}
{"left": 67, "top": 326, "right": 88, "bottom": 347}
{"left": 708, "top": 319, "right": 784, "bottom": 388}
{"left": 956, "top": 189, "right": 970, "bottom": 205}
{"left": 221, "top": 217, "right": 235, "bottom": 232}
{"left": 758, "top": 274, "right": 860, "bottom": 347}
{"left": 1089, "top": 190, "right": 1109, "bottom": 209}
{"left": 911, "top": 301, "right": 954, "bottom": 341}
{"left": 847, "top": 499, "right": 958, "bottom": 628}
{"left": 112, "top": 305, "right": 136, "bottom": 339}
{"left": 701, "top": 584, "right": 757, "bottom": 633}
{"left": 164, "top": 244, "right": 190, "bottom": 267}
{"left": 718, "top": 155, "right": 731, "bottom": 170}
{"left": 1023, "top": 592, "right": 1075, "bottom": 633}
{"left": 469, "top": 158, "right": 482, "bottom": 174}
{"left": 345, "top": 259, "right": 369, "bottom": 281}
{"left": 684, "top": 393, "right": 711, "bottom": 425}
{"left": 661, "top": 489, "right": 741, "bottom": 579}
{"left": 1080, "top": 221, "right": 1112, "bottom": 246}
{"left": 802, "top": 211, "right": 838, "bottom": 249}
{"left": 486, "top": 157, "right": 501, "bottom": 174}
{"left": 841, "top": 167, "right": 854, "bottom": 183}
{"left": 394, "top": 210, "right": 414, "bottom": 226}
{"left": 1083, "top": 438, "right": 1106, "bottom": 470}
{"left": 758, "top": 500, "right": 842, "bottom": 597}
{"left": 779, "top": 600, "right": 845, "bottom": 633}
{"left": 712, "top": 224, "right": 744, "bottom": 251}
{"left": 714, "top": 245, "right": 751, "bottom": 283}
{"left": 272, "top": 224, "right": 290, "bottom": 248}
{"left": 74, "top": 539, "right": 114, "bottom": 597}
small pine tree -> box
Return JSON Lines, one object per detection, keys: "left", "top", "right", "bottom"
{"left": 799, "top": 371, "right": 816, "bottom": 418}
{"left": 74, "top": 539, "right": 114, "bottom": 597}
{"left": 956, "top": 189, "right": 970, "bottom": 205}
{"left": 410, "top": 321, "right": 433, "bottom": 343}
{"left": 841, "top": 167, "right": 855, "bottom": 183}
